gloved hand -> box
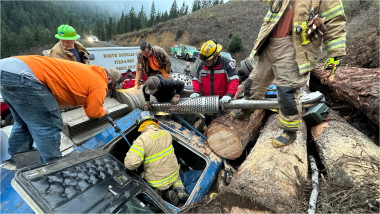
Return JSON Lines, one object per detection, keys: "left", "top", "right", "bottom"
{"left": 190, "top": 93, "right": 200, "bottom": 98}
{"left": 171, "top": 94, "right": 180, "bottom": 105}
{"left": 306, "top": 16, "right": 326, "bottom": 41}
{"left": 220, "top": 95, "right": 232, "bottom": 103}
{"left": 143, "top": 102, "right": 151, "bottom": 111}
{"left": 324, "top": 57, "right": 342, "bottom": 76}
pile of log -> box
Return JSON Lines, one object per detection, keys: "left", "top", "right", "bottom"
{"left": 311, "top": 110, "right": 380, "bottom": 185}
{"left": 312, "top": 64, "right": 380, "bottom": 126}
{"left": 206, "top": 109, "right": 265, "bottom": 160}
{"left": 220, "top": 114, "right": 308, "bottom": 213}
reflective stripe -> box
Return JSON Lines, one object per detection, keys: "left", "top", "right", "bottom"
{"left": 144, "top": 145, "right": 174, "bottom": 163}
{"left": 264, "top": 11, "right": 283, "bottom": 22}
{"left": 298, "top": 62, "right": 314, "bottom": 74}
{"left": 249, "top": 49, "right": 256, "bottom": 59}
{"left": 193, "top": 77, "right": 202, "bottom": 83}
{"left": 326, "top": 37, "right": 346, "bottom": 51}
{"left": 320, "top": 3, "right": 344, "bottom": 21}
{"left": 147, "top": 169, "right": 179, "bottom": 188}
{"left": 279, "top": 118, "right": 301, "bottom": 128}
{"left": 201, "top": 69, "right": 226, "bottom": 75}
{"left": 130, "top": 145, "right": 145, "bottom": 160}
{"left": 228, "top": 75, "right": 239, "bottom": 80}
{"left": 151, "top": 130, "right": 167, "bottom": 140}
{"left": 173, "top": 180, "right": 183, "bottom": 188}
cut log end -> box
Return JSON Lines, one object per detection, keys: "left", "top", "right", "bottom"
{"left": 207, "top": 124, "right": 242, "bottom": 160}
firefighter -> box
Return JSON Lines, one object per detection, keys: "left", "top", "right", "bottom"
{"left": 183, "top": 62, "right": 191, "bottom": 76}
{"left": 134, "top": 42, "right": 172, "bottom": 89}
{"left": 124, "top": 111, "right": 189, "bottom": 205}
{"left": 0, "top": 56, "right": 121, "bottom": 163}
{"left": 230, "top": 0, "right": 346, "bottom": 148}
{"left": 190, "top": 40, "right": 239, "bottom": 104}
{"left": 50, "top": 24, "right": 90, "bottom": 64}
{"left": 142, "top": 75, "right": 184, "bottom": 110}
{"left": 121, "top": 69, "right": 136, "bottom": 89}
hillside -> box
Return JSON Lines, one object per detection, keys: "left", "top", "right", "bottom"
{"left": 111, "top": 0, "right": 379, "bottom": 68}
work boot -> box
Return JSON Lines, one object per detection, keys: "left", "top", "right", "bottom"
{"left": 272, "top": 130, "right": 297, "bottom": 148}
{"left": 175, "top": 188, "right": 189, "bottom": 202}
{"left": 229, "top": 109, "right": 250, "bottom": 119}
{"left": 163, "top": 189, "right": 179, "bottom": 206}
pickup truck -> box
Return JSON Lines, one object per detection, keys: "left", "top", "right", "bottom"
{"left": 171, "top": 44, "right": 200, "bottom": 61}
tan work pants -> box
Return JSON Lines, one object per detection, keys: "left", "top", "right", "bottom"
{"left": 244, "top": 36, "right": 310, "bottom": 131}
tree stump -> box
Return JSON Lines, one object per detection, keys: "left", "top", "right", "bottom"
{"left": 206, "top": 109, "right": 265, "bottom": 160}
{"left": 311, "top": 110, "right": 380, "bottom": 184}
{"left": 221, "top": 114, "right": 308, "bottom": 213}
{"left": 311, "top": 64, "right": 380, "bottom": 125}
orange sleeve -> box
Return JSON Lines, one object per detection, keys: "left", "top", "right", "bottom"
{"left": 82, "top": 88, "right": 107, "bottom": 118}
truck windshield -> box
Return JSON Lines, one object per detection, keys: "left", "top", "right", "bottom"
{"left": 187, "top": 47, "right": 197, "bottom": 51}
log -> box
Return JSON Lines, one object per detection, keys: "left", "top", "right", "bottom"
{"left": 311, "top": 110, "right": 380, "bottom": 185}
{"left": 206, "top": 109, "right": 265, "bottom": 160}
{"left": 221, "top": 114, "right": 308, "bottom": 213}
{"left": 311, "top": 64, "right": 380, "bottom": 125}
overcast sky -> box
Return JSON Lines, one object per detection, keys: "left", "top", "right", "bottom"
{"left": 76, "top": 0, "right": 229, "bottom": 18}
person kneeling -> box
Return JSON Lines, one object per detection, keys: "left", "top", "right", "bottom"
{"left": 143, "top": 75, "right": 184, "bottom": 110}
{"left": 124, "top": 111, "right": 189, "bottom": 205}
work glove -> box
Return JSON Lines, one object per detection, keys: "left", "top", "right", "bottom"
{"left": 306, "top": 16, "right": 326, "bottom": 41}
{"left": 190, "top": 93, "right": 200, "bottom": 98}
{"left": 324, "top": 57, "right": 342, "bottom": 76}
{"left": 143, "top": 102, "right": 151, "bottom": 111}
{"left": 171, "top": 94, "right": 180, "bottom": 105}
{"left": 220, "top": 95, "right": 232, "bottom": 104}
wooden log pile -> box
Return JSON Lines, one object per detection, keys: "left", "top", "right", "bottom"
{"left": 220, "top": 114, "right": 308, "bottom": 212}
{"left": 206, "top": 109, "right": 265, "bottom": 160}
{"left": 311, "top": 64, "right": 380, "bottom": 125}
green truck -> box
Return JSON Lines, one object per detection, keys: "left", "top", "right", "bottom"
{"left": 171, "top": 44, "right": 200, "bottom": 61}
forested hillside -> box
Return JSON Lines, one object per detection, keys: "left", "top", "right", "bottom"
{"left": 0, "top": 1, "right": 104, "bottom": 58}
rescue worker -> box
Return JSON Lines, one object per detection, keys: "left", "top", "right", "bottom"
{"left": 190, "top": 40, "right": 239, "bottom": 104}
{"left": 121, "top": 69, "right": 136, "bottom": 89}
{"left": 230, "top": 0, "right": 346, "bottom": 148}
{"left": 124, "top": 111, "right": 189, "bottom": 205}
{"left": 50, "top": 24, "right": 90, "bottom": 64}
{"left": 0, "top": 55, "right": 121, "bottom": 163}
{"left": 183, "top": 62, "right": 191, "bottom": 76}
{"left": 134, "top": 42, "right": 172, "bottom": 88}
{"left": 143, "top": 75, "right": 184, "bottom": 110}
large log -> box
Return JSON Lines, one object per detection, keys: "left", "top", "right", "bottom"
{"left": 311, "top": 64, "right": 380, "bottom": 125}
{"left": 311, "top": 110, "right": 380, "bottom": 184}
{"left": 206, "top": 109, "right": 265, "bottom": 160}
{"left": 221, "top": 114, "right": 308, "bottom": 213}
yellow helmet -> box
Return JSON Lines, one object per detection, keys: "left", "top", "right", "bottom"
{"left": 199, "top": 40, "right": 223, "bottom": 61}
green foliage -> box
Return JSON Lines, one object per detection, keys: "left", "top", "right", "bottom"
{"left": 208, "top": 13, "right": 215, "bottom": 20}
{"left": 227, "top": 33, "right": 243, "bottom": 53}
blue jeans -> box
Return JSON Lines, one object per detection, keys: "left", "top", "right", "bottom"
{"left": 0, "top": 71, "right": 62, "bottom": 163}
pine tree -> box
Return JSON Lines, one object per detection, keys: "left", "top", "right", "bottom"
{"left": 149, "top": 1, "right": 156, "bottom": 27}
{"left": 129, "top": 7, "right": 137, "bottom": 31}
{"left": 213, "top": 0, "right": 219, "bottom": 5}
{"left": 138, "top": 5, "right": 148, "bottom": 30}
{"left": 169, "top": 0, "right": 178, "bottom": 19}
{"left": 220, "top": 0, "right": 224, "bottom": 4}
{"left": 179, "top": 2, "right": 188, "bottom": 16}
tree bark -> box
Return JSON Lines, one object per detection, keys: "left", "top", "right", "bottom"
{"left": 206, "top": 109, "right": 265, "bottom": 160}
{"left": 311, "top": 110, "right": 380, "bottom": 185}
{"left": 311, "top": 64, "right": 380, "bottom": 125}
{"left": 221, "top": 114, "right": 308, "bottom": 213}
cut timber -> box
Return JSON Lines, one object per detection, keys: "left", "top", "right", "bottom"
{"left": 206, "top": 109, "right": 265, "bottom": 160}
{"left": 221, "top": 114, "right": 308, "bottom": 213}
{"left": 311, "top": 110, "right": 380, "bottom": 185}
{"left": 312, "top": 64, "right": 380, "bottom": 125}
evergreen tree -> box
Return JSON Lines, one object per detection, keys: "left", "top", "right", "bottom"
{"left": 220, "top": 0, "right": 224, "bottom": 4}
{"left": 149, "top": 1, "right": 156, "bottom": 27}
{"left": 117, "top": 12, "right": 125, "bottom": 34}
{"left": 129, "top": 7, "right": 137, "bottom": 31}
{"left": 169, "top": 0, "right": 178, "bottom": 19}
{"left": 179, "top": 2, "right": 188, "bottom": 16}
{"left": 162, "top": 10, "right": 169, "bottom": 22}
{"left": 228, "top": 33, "right": 243, "bottom": 53}
{"left": 213, "top": 0, "right": 220, "bottom": 5}
{"left": 138, "top": 5, "right": 148, "bottom": 29}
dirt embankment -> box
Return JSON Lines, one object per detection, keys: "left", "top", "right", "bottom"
{"left": 111, "top": 0, "right": 379, "bottom": 68}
